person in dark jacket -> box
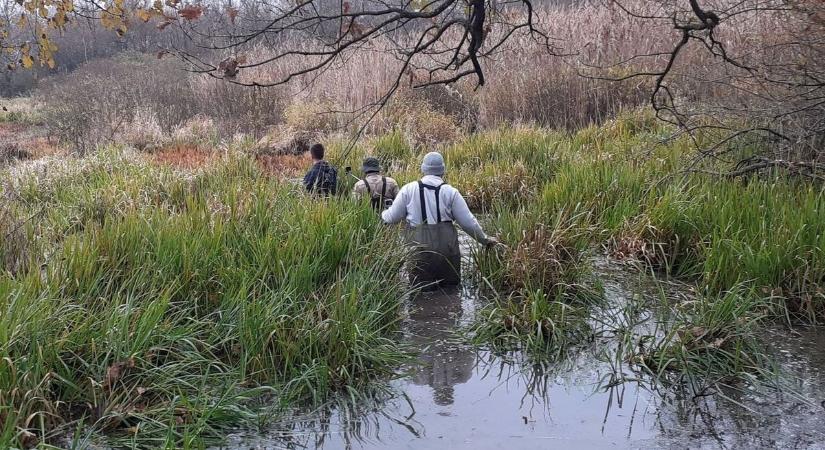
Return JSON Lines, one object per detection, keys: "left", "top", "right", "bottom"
{"left": 303, "top": 143, "right": 338, "bottom": 196}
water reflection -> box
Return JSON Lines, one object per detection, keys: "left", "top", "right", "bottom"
{"left": 216, "top": 252, "right": 825, "bottom": 450}
{"left": 406, "top": 287, "right": 475, "bottom": 406}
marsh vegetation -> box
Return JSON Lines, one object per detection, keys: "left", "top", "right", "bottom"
{"left": 1, "top": 0, "right": 824, "bottom": 447}
{"left": 2, "top": 109, "right": 824, "bottom": 447}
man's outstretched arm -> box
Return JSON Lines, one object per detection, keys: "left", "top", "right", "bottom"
{"left": 382, "top": 186, "right": 408, "bottom": 224}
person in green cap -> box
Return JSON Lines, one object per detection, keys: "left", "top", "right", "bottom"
{"left": 352, "top": 156, "right": 399, "bottom": 210}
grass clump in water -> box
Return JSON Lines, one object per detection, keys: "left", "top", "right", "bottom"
{"left": 472, "top": 206, "right": 600, "bottom": 355}
{"left": 629, "top": 286, "right": 778, "bottom": 393}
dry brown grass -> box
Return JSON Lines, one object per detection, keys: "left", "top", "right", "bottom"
{"left": 0, "top": 123, "right": 64, "bottom": 165}
{"left": 149, "top": 144, "right": 217, "bottom": 170}
{"left": 34, "top": 1, "right": 814, "bottom": 153}
{"left": 255, "top": 153, "right": 312, "bottom": 176}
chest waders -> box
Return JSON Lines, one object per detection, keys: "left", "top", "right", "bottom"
{"left": 364, "top": 176, "right": 391, "bottom": 210}
{"left": 405, "top": 181, "right": 461, "bottom": 288}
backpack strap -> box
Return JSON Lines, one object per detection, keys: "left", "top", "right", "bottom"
{"left": 380, "top": 176, "right": 387, "bottom": 205}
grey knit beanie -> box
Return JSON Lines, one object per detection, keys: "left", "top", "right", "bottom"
{"left": 421, "top": 152, "right": 445, "bottom": 176}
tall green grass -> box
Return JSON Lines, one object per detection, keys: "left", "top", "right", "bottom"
{"left": 457, "top": 111, "right": 823, "bottom": 384}
{"left": 634, "top": 286, "right": 778, "bottom": 392}
{"left": 0, "top": 151, "right": 408, "bottom": 448}
{"left": 450, "top": 111, "right": 825, "bottom": 322}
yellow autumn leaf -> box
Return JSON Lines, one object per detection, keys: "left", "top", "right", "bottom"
{"left": 52, "top": 10, "right": 68, "bottom": 27}
{"left": 17, "top": 13, "right": 27, "bottom": 28}
{"left": 136, "top": 8, "right": 153, "bottom": 22}
{"left": 21, "top": 54, "right": 34, "bottom": 68}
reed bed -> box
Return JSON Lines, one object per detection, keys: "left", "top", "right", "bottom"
{"left": 33, "top": 0, "right": 791, "bottom": 155}
{"left": 440, "top": 112, "right": 825, "bottom": 323}
{"left": 0, "top": 151, "right": 408, "bottom": 448}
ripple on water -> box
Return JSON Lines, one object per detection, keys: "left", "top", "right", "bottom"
{"left": 215, "top": 233, "right": 825, "bottom": 450}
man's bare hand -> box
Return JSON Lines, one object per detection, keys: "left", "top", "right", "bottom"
{"left": 484, "top": 236, "right": 506, "bottom": 250}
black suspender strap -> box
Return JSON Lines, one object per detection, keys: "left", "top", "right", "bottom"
{"left": 418, "top": 181, "right": 446, "bottom": 224}
{"left": 418, "top": 181, "right": 427, "bottom": 224}
{"left": 364, "top": 178, "right": 371, "bottom": 195}
{"left": 381, "top": 176, "right": 386, "bottom": 204}
{"left": 434, "top": 184, "right": 442, "bottom": 223}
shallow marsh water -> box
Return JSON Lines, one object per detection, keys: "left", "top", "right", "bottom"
{"left": 218, "top": 236, "right": 825, "bottom": 450}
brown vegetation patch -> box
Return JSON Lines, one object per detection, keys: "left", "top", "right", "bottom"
{"left": 0, "top": 143, "right": 31, "bottom": 165}
{"left": 21, "top": 136, "right": 63, "bottom": 159}
{"left": 256, "top": 153, "right": 311, "bottom": 176}
{"left": 253, "top": 127, "right": 316, "bottom": 156}
{"left": 150, "top": 144, "right": 217, "bottom": 169}
{"left": 0, "top": 124, "right": 63, "bottom": 164}
{"left": 0, "top": 122, "right": 26, "bottom": 138}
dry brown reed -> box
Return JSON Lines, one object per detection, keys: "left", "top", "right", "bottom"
{"left": 34, "top": 1, "right": 804, "bottom": 152}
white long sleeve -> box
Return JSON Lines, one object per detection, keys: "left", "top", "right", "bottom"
{"left": 381, "top": 176, "right": 490, "bottom": 244}
{"left": 448, "top": 190, "right": 489, "bottom": 244}
{"left": 381, "top": 185, "right": 409, "bottom": 224}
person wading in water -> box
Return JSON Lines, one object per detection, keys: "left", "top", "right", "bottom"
{"left": 381, "top": 152, "right": 498, "bottom": 288}
{"left": 352, "top": 157, "right": 400, "bottom": 210}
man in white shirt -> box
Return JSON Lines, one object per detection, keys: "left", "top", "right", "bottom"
{"left": 381, "top": 152, "right": 498, "bottom": 288}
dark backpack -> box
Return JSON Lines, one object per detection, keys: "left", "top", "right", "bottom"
{"left": 313, "top": 162, "right": 338, "bottom": 195}
{"left": 364, "top": 176, "right": 392, "bottom": 210}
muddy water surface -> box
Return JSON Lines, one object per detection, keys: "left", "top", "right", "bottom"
{"left": 221, "top": 237, "right": 825, "bottom": 450}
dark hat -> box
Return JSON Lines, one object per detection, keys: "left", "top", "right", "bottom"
{"left": 362, "top": 157, "right": 380, "bottom": 174}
